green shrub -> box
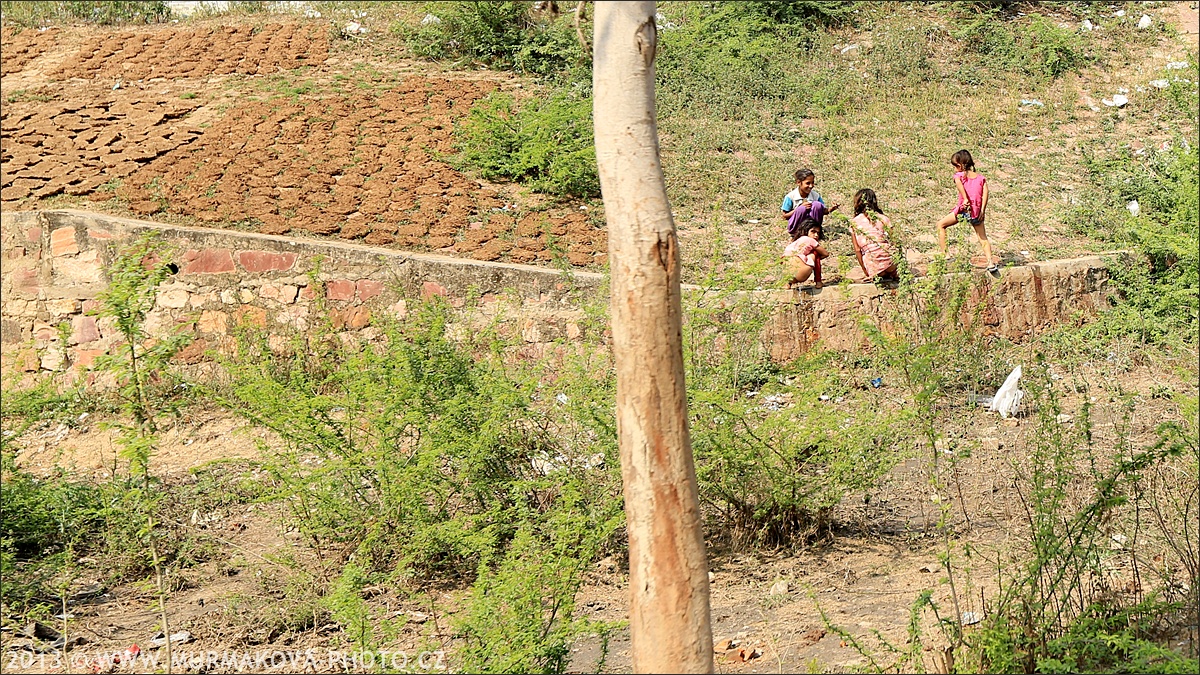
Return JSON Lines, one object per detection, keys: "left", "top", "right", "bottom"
{"left": 400, "top": 1, "right": 584, "bottom": 77}
{"left": 453, "top": 509, "right": 620, "bottom": 673}
{"left": 954, "top": 11, "right": 1090, "bottom": 79}
{"left": 1067, "top": 142, "right": 1198, "bottom": 344}
{"left": 453, "top": 90, "right": 598, "bottom": 198}
{"left": 0, "top": 0, "right": 168, "bottom": 26}
{"left": 222, "top": 299, "right": 620, "bottom": 581}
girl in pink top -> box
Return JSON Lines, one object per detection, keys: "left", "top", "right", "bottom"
{"left": 782, "top": 220, "right": 829, "bottom": 288}
{"left": 850, "top": 189, "right": 899, "bottom": 282}
{"left": 936, "top": 149, "right": 997, "bottom": 272}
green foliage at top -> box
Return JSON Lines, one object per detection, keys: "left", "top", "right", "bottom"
{"left": 0, "top": 0, "right": 168, "bottom": 26}
{"left": 953, "top": 11, "right": 1090, "bottom": 79}
{"left": 452, "top": 90, "right": 598, "bottom": 199}
{"left": 735, "top": 1, "right": 860, "bottom": 25}
{"left": 399, "top": 1, "right": 585, "bottom": 77}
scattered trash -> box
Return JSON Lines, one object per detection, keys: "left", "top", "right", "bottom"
{"left": 919, "top": 564, "right": 939, "bottom": 573}
{"left": 840, "top": 44, "right": 860, "bottom": 55}
{"left": 1110, "top": 533, "right": 1129, "bottom": 550}
{"left": 149, "top": 631, "right": 192, "bottom": 648}
{"left": 819, "top": 394, "right": 831, "bottom": 401}
{"left": 1019, "top": 98, "right": 1044, "bottom": 107}
{"left": 1149, "top": 79, "right": 1170, "bottom": 89}
{"left": 960, "top": 611, "right": 983, "bottom": 626}
{"left": 988, "top": 366, "right": 1023, "bottom": 419}
{"left": 1127, "top": 200, "right": 1140, "bottom": 218}
{"left": 420, "top": 13, "right": 441, "bottom": 25}
{"left": 747, "top": 219, "right": 760, "bottom": 224}
{"left": 112, "top": 80, "right": 122, "bottom": 90}
{"left": 760, "top": 394, "right": 789, "bottom": 411}
{"left": 1056, "top": 414, "right": 1073, "bottom": 424}
{"left": 1137, "top": 15, "right": 1152, "bottom": 29}
{"left": 870, "top": 377, "right": 883, "bottom": 388}
{"left": 727, "top": 646, "right": 763, "bottom": 663}
{"left": 344, "top": 21, "right": 368, "bottom": 35}
{"left": 1114, "top": 10, "right": 1126, "bottom": 17}
{"left": 1025, "top": 135, "right": 1039, "bottom": 140}
{"left": 303, "top": 8, "right": 321, "bottom": 18}
{"left": 555, "top": 393, "right": 569, "bottom": 405}
{"left": 769, "top": 580, "right": 790, "bottom": 596}
{"left": 1102, "top": 94, "right": 1129, "bottom": 107}
{"left": 1165, "top": 61, "right": 1189, "bottom": 70}
{"left": 1080, "top": 19, "right": 1094, "bottom": 31}
{"left": 1020, "top": 250, "right": 1030, "bottom": 256}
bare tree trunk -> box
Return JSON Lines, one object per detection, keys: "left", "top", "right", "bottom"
{"left": 593, "top": 3, "right": 714, "bottom": 672}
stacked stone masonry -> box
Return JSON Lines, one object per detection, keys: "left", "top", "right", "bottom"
{"left": 1, "top": 209, "right": 1118, "bottom": 381}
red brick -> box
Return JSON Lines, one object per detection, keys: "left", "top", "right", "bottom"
{"left": 422, "top": 281, "right": 447, "bottom": 299}
{"left": 357, "top": 279, "right": 385, "bottom": 301}
{"left": 298, "top": 285, "right": 315, "bottom": 300}
{"left": 50, "top": 227, "right": 79, "bottom": 256}
{"left": 25, "top": 227, "right": 42, "bottom": 243}
{"left": 73, "top": 348, "right": 105, "bottom": 369}
{"left": 238, "top": 250, "right": 297, "bottom": 273}
{"left": 326, "top": 279, "right": 355, "bottom": 301}
{"left": 181, "top": 248, "right": 236, "bottom": 274}
{"left": 82, "top": 299, "right": 101, "bottom": 314}
{"left": 87, "top": 228, "right": 114, "bottom": 240}
{"left": 14, "top": 269, "right": 39, "bottom": 294}
{"left": 70, "top": 316, "right": 101, "bottom": 345}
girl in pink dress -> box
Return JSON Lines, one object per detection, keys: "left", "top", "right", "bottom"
{"left": 850, "top": 189, "right": 899, "bottom": 282}
{"left": 782, "top": 220, "right": 829, "bottom": 288}
{"left": 936, "top": 149, "right": 997, "bottom": 272}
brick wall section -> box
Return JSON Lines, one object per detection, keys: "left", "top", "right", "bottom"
{"left": 1, "top": 209, "right": 602, "bottom": 380}
{"left": 0, "top": 209, "right": 1119, "bottom": 380}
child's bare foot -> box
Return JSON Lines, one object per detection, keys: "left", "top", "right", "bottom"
{"left": 813, "top": 281, "right": 823, "bottom": 289}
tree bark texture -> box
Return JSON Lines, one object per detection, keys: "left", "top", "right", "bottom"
{"left": 593, "top": 3, "right": 714, "bottom": 673}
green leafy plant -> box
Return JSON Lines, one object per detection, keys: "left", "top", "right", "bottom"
{"left": 400, "top": 1, "right": 585, "bottom": 77}
{"left": 453, "top": 90, "right": 598, "bottom": 198}
{"left": 0, "top": 0, "right": 169, "bottom": 26}
{"left": 91, "top": 233, "right": 191, "bottom": 480}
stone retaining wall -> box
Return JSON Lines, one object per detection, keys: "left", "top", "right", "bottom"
{"left": 0, "top": 209, "right": 1121, "bottom": 382}
{"left": 1, "top": 209, "right": 603, "bottom": 381}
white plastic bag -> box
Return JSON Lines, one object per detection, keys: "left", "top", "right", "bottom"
{"left": 989, "top": 366, "right": 1024, "bottom": 419}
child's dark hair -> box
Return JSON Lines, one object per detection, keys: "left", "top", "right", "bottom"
{"left": 793, "top": 168, "right": 815, "bottom": 183}
{"left": 794, "top": 218, "right": 821, "bottom": 241}
{"left": 853, "top": 188, "right": 882, "bottom": 216}
{"left": 951, "top": 149, "right": 975, "bottom": 171}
